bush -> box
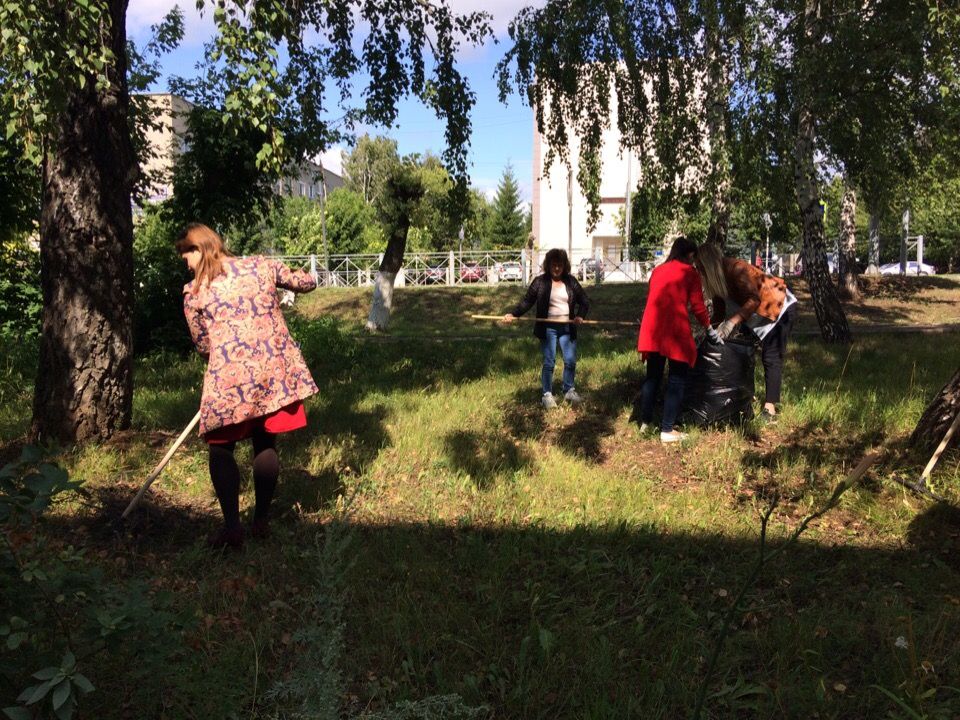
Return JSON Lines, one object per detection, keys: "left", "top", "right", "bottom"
{"left": 0, "top": 447, "right": 184, "bottom": 720}
{"left": 133, "top": 205, "right": 192, "bottom": 354}
{"left": 0, "top": 239, "right": 41, "bottom": 343}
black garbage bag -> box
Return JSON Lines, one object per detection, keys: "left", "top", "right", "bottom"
{"left": 680, "top": 337, "right": 756, "bottom": 426}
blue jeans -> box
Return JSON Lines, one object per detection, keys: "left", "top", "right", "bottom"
{"left": 640, "top": 353, "right": 690, "bottom": 432}
{"left": 540, "top": 326, "right": 577, "bottom": 395}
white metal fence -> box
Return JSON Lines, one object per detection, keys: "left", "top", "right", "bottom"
{"left": 267, "top": 248, "right": 662, "bottom": 287}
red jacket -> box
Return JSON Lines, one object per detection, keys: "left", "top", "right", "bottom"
{"left": 637, "top": 259, "right": 711, "bottom": 367}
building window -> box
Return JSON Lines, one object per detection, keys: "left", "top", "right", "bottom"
{"left": 299, "top": 182, "right": 305, "bottom": 196}
{"left": 309, "top": 185, "right": 314, "bottom": 199}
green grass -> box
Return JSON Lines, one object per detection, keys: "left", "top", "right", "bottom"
{"left": 3, "top": 279, "right": 960, "bottom": 719}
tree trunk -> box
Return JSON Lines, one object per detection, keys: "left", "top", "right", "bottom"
{"left": 910, "top": 368, "right": 960, "bottom": 453}
{"left": 793, "top": 108, "right": 851, "bottom": 343}
{"left": 793, "top": 0, "right": 851, "bottom": 344}
{"left": 365, "top": 206, "right": 413, "bottom": 333}
{"left": 32, "top": 0, "right": 136, "bottom": 443}
{"left": 837, "top": 184, "right": 860, "bottom": 301}
{"left": 865, "top": 211, "right": 880, "bottom": 275}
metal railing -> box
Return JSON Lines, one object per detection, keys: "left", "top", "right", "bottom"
{"left": 265, "top": 248, "right": 670, "bottom": 287}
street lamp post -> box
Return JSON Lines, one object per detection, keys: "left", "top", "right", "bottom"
{"left": 762, "top": 212, "right": 772, "bottom": 273}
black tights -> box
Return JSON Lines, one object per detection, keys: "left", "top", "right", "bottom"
{"left": 208, "top": 429, "right": 280, "bottom": 530}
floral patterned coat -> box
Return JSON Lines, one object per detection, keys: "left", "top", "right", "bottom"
{"left": 183, "top": 256, "right": 319, "bottom": 435}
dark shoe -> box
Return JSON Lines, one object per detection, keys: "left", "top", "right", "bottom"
{"left": 207, "top": 525, "right": 244, "bottom": 550}
{"left": 249, "top": 517, "right": 271, "bottom": 540}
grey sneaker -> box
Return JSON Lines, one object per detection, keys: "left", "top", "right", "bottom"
{"left": 542, "top": 392, "right": 557, "bottom": 409}
{"left": 564, "top": 388, "right": 583, "bottom": 405}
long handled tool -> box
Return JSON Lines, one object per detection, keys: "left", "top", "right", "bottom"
{"left": 122, "top": 410, "right": 202, "bottom": 519}
{"left": 917, "top": 408, "right": 960, "bottom": 491}
{"left": 470, "top": 314, "right": 637, "bottom": 326}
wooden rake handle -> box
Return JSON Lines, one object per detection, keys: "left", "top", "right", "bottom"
{"left": 122, "top": 410, "right": 202, "bottom": 519}
{"left": 470, "top": 314, "right": 637, "bottom": 327}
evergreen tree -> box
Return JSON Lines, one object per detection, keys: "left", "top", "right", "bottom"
{"left": 489, "top": 166, "right": 526, "bottom": 248}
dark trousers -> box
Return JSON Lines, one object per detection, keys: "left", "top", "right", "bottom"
{"left": 208, "top": 428, "right": 279, "bottom": 530}
{"left": 640, "top": 353, "right": 691, "bottom": 432}
{"left": 760, "top": 304, "right": 796, "bottom": 405}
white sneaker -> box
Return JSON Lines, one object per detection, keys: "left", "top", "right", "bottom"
{"left": 542, "top": 392, "right": 557, "bottom": 409}
{"left": 564, "top": 388, "right": 582, "bottom": 404}
{"left": 660, "top": 430, "right": 687, "bottom": 443}
{"left": 638, "top": 422, "right": 652, "bottom": 434}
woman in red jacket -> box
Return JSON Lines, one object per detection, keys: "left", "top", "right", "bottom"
{"left": 637, "top": 237, "right": 721, "bottom": 442}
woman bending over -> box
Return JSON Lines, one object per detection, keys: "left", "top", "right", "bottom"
{"left": 177, "top": 223, "right": 318, "bottom": 549}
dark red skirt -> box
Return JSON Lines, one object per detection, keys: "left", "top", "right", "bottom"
{"left": 205, "top": 401, "right": 307, "bottom": 445}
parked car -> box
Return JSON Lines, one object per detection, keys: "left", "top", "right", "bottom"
{"left": 496, "top": 261, "right": 523, "bottom": 282}
{"left": 879, "top": 261, "right": 937, "bottom": 276}
{"left": 459, "top": 262, "right": 486, "bottom": 282}
{"left": 424, "top": 264, "right": 447, "bottom": 284}
{"left": 577, "top": 257, "right": 604, "bottom": 281}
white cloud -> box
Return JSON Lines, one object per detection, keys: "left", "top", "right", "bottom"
{"left": 448, "top": 0, "right": 546, "bottom": 38}
{"left": 311, "top": 147, "right": 346, "bottom": 177}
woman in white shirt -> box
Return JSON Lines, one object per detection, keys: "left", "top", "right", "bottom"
{"left": 503, "top": 249, "right": 592, "bottom": 408}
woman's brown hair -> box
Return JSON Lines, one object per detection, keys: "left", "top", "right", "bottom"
{"left": 694, "top": 241, "right": 730, "bottom": 300}
{"left": 542, "top": 248, "right": 571, "bottom": 276}
{"left": 175, "top": 223, "right": 234, "bottom": 291}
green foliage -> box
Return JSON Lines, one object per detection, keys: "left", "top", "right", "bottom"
{"left": 0, "top": 447, "right": 183, "bottom": 720}
{"left": 325, "top": 189, "right": 383, "bottom": 255}
{"left": 0, "top": 135, "right": 39, "bottom": 241}
{"left": 342, "top": 135, "right": 401, "bottom": 206}
{"left": 133, "top": 205, "right": 191, "bottom": 354}
{"left": 628, "top": 184, "right": 710, "bottom": 258}
{"left": 265, "top": 526, "right": 351, "bottom": 719}
{"left": 0, "top": 238, "right": 40, "bottom": 343}
{"left": 166, "top": 106, "right": 280, "bottom": 242}
{"left": 0, "top": 0, "right": 115, "bottom": 164}
{"left": 488, "top": 166, "right": 526, "bottom": 249}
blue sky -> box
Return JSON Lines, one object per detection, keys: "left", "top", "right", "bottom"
{"left": 126, "top": 0, "right": 540, "bottom": 202}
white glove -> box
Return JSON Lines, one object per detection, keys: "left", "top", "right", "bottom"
{"left": 706, "top": 327, "right": 724, "bottom": 345}
{"left": 717, "top": 319, "right": 737, "bottom": 340}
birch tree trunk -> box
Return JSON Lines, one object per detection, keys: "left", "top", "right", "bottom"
{"left": 32, "top": 0, "right": 136, "bottom": 443}
{"left": 837, "top": 185, "right": 860, "bottom": 301}
{"left": 793, "top": 0, "right": 851, "bottom": 344}
{"left": 366, "top": 168, "right": 422, "bottom": 332}
{"left": 866, "top": 212, "right": 881, "bottom": 275}
{"left": 911, "top": 368, "right": 960, "bottom": 453}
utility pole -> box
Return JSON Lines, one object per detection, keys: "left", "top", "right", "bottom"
{"left": 762, "top": 212, "right": 772, "bottom": 273}
{"left": 318, "top": 157, "right": 329, "bottom": 279}
{"left": 624, "top": 151, "right": 633, "bottom": 261}
{"left": 567, "top": 167, "right": 574, "bottom": 258}
{"left": 900, "top": 208, "right": 909, "bottom": 275}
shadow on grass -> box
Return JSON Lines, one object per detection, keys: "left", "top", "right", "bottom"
{"left": 907, "top": 502, "right": 960, "bottom": 572}
{"left": 442, "top": 429, "right": 534, "bottom": 489}
{"left": 342, "top": 519, "right": 960, "bottom": 719}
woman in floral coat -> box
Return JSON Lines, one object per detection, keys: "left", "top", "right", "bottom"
{"left": 176, "top": 223, "right": 318, "bottom": 548}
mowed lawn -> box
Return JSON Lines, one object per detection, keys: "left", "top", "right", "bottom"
{"left": 2, "top": 276, "right": 960, "bottom": 719}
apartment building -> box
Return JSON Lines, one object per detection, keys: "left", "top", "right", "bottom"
{"left": 137, "top": 92, "right": 343, "bottom": 205}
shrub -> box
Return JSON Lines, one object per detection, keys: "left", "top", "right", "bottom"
{"left": 0, "top": 239, "right": 41, "bottom": 343}
{"left": 133, "top": 205, "right": 192, "bottom": 354}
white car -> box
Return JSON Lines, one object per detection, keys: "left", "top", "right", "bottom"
{"left": 497, "top": 261, "right": 523, "bottom": 281}
{"left": 879, "top": 261, "right": 936, "bottom": 276}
